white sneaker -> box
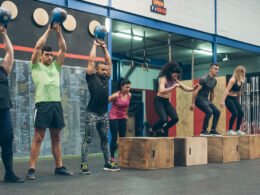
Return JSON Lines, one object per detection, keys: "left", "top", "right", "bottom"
{"left": 236, "top": 130, "right": 246, "bottom": 135}
{"left": 227, "top": 130, "right": 238, "bottom": 135}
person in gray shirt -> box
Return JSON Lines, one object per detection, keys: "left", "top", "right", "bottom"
{"left": 190, "top": 63, "right": 221, "bottom": 136}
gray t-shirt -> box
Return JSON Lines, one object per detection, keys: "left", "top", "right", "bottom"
{"left": 197, "top": 74, "right": 217, "bottom": 99}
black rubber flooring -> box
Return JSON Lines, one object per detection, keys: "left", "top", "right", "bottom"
{"left": 1, "top": 157, "right": 260, "bottom": 195}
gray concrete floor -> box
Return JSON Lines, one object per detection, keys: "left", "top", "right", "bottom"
{"left": 1, "top": 157, "right": 260, "bottom": 195}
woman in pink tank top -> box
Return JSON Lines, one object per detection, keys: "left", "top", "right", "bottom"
{"left": 108, "top": 78, "right": 131, "bottom": 163}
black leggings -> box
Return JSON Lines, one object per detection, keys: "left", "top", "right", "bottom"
{"left": 109, "top": 118, "right": 126, "bottom": 158}
{"left": 225, "top": 96, "right": 244, "bottom": 130}
{"left": 0, "top": 109, "right": 14, "bottom": 176}
{"left": 195, "top": 97, "right": 220, "bottom": 131}
{"left": 152, "top": 96, "right": 179, "bottom": 132}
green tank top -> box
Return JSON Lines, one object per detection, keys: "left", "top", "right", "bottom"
{"left": 30, "top": 61, "right": 61, "bottom": 103}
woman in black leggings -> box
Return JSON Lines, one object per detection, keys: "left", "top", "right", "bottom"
{"left": 109, "top": 78, "right": 131, "bottom": 163}
{"left": 220, "top": 65, "right": 246, "bottom": 135}
{"left": 152, "top": 62, "right": 198, "bottom": 136}
{"left": 0, "top": 26, "right": 24, "bottom": 183}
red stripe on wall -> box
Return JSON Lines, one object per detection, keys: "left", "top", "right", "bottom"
{"left": 13, "top": 45, "right": 34, "bottom": 52}
{"left": 0, "top": 44, "right": 105, "bottom": 62}
{"left": 145, "top": 89, "right": 159, "bottom": 127}
{"left": 226, "top": 108, "right": 233, "bottom": 131}
{"left": 168, "top": 88, "right": 177, "bottom": 137}
{"left": 193, "top": 79, "right": 205, "bottom": 136}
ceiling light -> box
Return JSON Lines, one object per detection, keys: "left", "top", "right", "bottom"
{"left": 132, "top": 36, "right": 143, "bottom": 41}
{"left": 113, "top": 32, "right": 143, "bottom": 41}
{"left": 105, "top": 18, "right": 110, "bottom": 32}
{"left": 196, "top": 50, "right": 212, "bottom": 56}
{"left": 223, "top": 54, "right": 229, "bottom": 61}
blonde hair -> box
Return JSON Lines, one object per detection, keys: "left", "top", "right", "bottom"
{"left": 232, "top": 65, "right": 246, "bottom": 83}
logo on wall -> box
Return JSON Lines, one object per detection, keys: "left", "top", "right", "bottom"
{"left": 150, "top": 0, "right": 166, "bottom": 15}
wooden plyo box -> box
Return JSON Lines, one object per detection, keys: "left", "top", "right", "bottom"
{"left": 207, "top": 136, "right": 240, "bottom": 163}
{"left": 255, "top": 135, "right": 260, "bottom": 159}
{"left": 239, "top": 135, "right": 256, "bottom": 159}
{"left": 174, "top": 137, "right": 208, "bottom": 166}
{"left": 118, "top": 137, "right": 174, "bottom": 169}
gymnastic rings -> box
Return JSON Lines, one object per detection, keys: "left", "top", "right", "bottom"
{"left": 130, "top": 60, "right": 134, "bottom": 68}
{"left": 142, "top": 62, "right": 149, "bottom": 71}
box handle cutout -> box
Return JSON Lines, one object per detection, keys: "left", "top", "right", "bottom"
{"left": 189, "top": 148, "right": 191, "bottom": 155}
{"left": 152, "top": 150, "right": 155, "bottom": 158}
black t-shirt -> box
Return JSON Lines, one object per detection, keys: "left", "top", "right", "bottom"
{"left": 86, "top": 73, "right": 109, "bottom": 115}
{"left": 0, "top": 66, "right": 12, "bottom": 109}
{"left": 197, "top": 74, "right": 217, "bottom": 99}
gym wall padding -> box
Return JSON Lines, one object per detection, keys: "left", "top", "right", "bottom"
{"left": 211, "top": 76, "right": 226, "bottom": 135}
{"left": 176, "top": 80, "right": 194, "bottom": 137}
{"left": 193, "top": 78, "right": 205, "bottom": 136}
{"left": 168, "top": 88, "right": 177, "bottom": 137}
{"left": 226, "top": 107, "right": 235, "bottom": 131}
{"left": 145, "top": 89, "right": 159, "bottom": 127}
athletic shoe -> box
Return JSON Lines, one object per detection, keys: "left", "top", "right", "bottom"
{"left": 55, "top": 166, "right": 74, "bottom": 176}
{"left": 111, "top": 157, "right": 116, "bottom": 163}
{"left": 236, "top": 130, "right": 246, "bottom": 135}
{"left": 227, "top": 130, "right": 238, "bottom": 135}
{"left": 104, "top": 163, "right": 120, "bottom": 172}
{"left": 4, "top": 174, "right": 24, "bottom": 183}
{"left": 200, "top": 130, "right": 211, "bottom": 136}
{"left": 26, "top": 168, "right": 36, "bottom": 180}
{"left": 111, "top": 157, "right": 118, "bottom": 166}
{"left": 80, "top": 163, "right": 91, "bottom": 175}
{"left": 210, "top": 130, "right": 222, "bottom": 136}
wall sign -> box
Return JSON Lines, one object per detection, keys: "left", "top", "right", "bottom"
{"left": 150, "top": 0, "right": 166, "bottom": 15}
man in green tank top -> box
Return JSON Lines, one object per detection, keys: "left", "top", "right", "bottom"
{"left": 27, "top": 24, "right": 73, "bottom": 180}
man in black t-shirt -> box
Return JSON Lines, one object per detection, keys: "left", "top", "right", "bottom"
{"left": 190, "top": 64, "right": 221, "bottom": 136}
{"left": 0, "top": 26, "right": 24, "bottom": 183}
{"left": 81, "top": 40, "right": 120, "bottom": 174}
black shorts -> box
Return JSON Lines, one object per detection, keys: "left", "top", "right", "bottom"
{"left": 34, "top": 102, "right": 65, "bottom": 129}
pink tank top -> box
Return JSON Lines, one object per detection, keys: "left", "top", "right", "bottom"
{"left": 109, "top": 91, "right": 130, "bottom": 119}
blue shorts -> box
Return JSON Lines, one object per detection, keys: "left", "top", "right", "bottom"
{"left": 0, "top": 108, "right": 13, "bottom": 143}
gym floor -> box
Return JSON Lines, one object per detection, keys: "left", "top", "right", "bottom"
{"left": 1, "top": 157, "right": 260, "bottom": 195}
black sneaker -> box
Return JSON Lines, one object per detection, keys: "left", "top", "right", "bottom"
{"left": 4, "top": 174, "right": 24, "bottom": 183}
{"left": 104, "top": 163, "right": 120, "bottom": 172}
{"left": 210, "top": 130, "right": 222, "bottom": 136}
{"left": 55, "top": 166, "right": 74, "bottom": 176}
{"left": 200, "top": 130, "right": 211, "bottom": 136}
{"left": 80, "top": 163, "right": 91, "bottom": 175}
{"left": 26, "top": 168, "right": 36, "bottom": 180}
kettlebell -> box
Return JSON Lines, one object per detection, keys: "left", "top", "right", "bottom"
{"left": 0, "top": 7, "right": 12, "bottom": 28}
{"left": 51, "top": 7, "right": 67, "bottom": 28}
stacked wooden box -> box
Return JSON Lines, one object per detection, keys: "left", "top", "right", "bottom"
{"left": 174, "top": 137, "right": 207, "bottom": 166}
{"left": 207, "top": 136, "right": 240, "bottom": 163}
{"left": 118, "top": 137, "right": 174, "bottom": 169}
